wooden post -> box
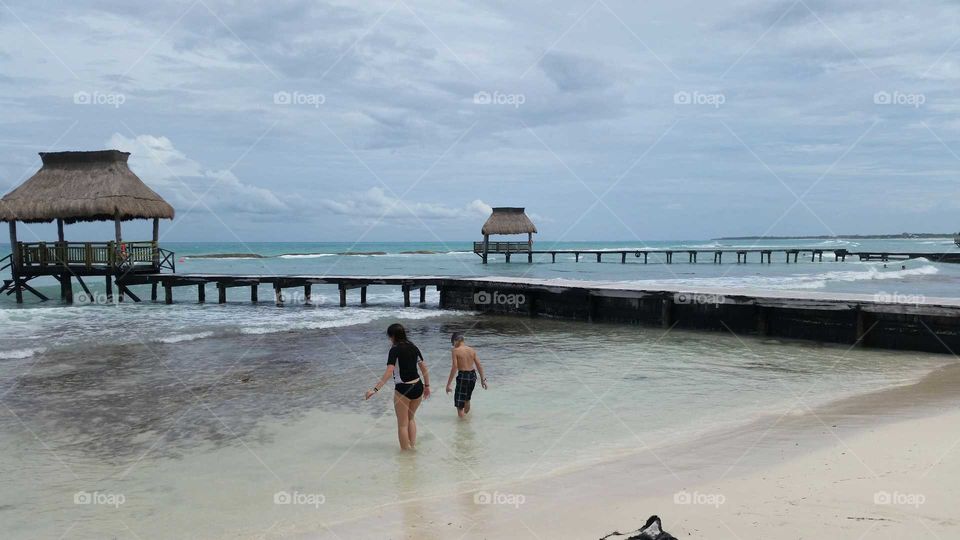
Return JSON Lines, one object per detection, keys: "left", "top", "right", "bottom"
{"left": 644, "top": 252, "right": 648, "bottom": 264}
{"left": 403, "top": 286, "right": 411, "bottom": 307}
{"left": 527, "top": 232, "right": 533, "bottom": 263}
{"left": 596, "top": 253, "right": 601, "bottom": 263}
{"left": 62, "top": 275, "right": 73, "bottom": 304}
{"left": 361, "top": 286, "right": 367, "bottom": 305}
{"left": 419, "top": 286, "right": 426, "bottom": 304}
{"left": 152, "top": 217, "right": 160, "bottom": 268}
{"left": 274, "top": 283, "right": 283, "bottom": 306}
{"left": 251, "top": 284, "right": 258, "bottom": 303}
{"left": 621, "top": 252, "right": 626, "bottom": 264}
{"left": 164, "top": 283, "right": 173, "bottom": 304}
{"left": 661, "top": 296, "right": 673, "bottom": 328}
{"left": 339, "top": 286, "right": 347, "bottom": 307}
{"left": 218, "top": 283, "right": 226, "bottom": 303}
{"left": 855, "top": 308, "right": 868, "bottom": 347}
{"left": 575, "top": 252, "right": 579, "bottom": 262}
{"left": 551, "top": 253, "right": 556, "bottom": 263}
{"left": 105, "top": 275, "right": 113, "bottom": 302}
{"left": 304, "top": 284, "right": 312, "bottom": 304}
{"left": 505, "top": 252, "right": 511, "bottom": 263}
{"left": 151, "top": 282, "right": 158, "bottom": 301}
{"left": 8, "top": 221, "right": 22, "bottom": 303}
{"left": 482, "top": 234, "right": 490, "bottom": 264}
{"left": 198, "top": 283, "right": 206, "bottom": 303}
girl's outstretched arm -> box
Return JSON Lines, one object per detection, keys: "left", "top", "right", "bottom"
{"left": 419, "top": 358, "right": 431, "bottom": 399}
{"left": 365, "top": 365, "right": 395, "bottom": 400}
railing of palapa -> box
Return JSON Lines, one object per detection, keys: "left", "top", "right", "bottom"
{"left": 16, "top": 241, "right": 162, "bottom": 269}
{"left": 473, "top": 241, "right": 531, "bottom": 253}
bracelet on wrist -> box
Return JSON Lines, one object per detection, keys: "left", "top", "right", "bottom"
{"left": 373, "top": 386, "right": 379, "bottom": 392}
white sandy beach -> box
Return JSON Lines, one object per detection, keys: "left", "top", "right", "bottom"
{"left": 312, "top": 364, "right": 960, "bottom": 539}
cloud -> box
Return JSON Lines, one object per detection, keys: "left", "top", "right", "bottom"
{"left": 320, "top": 187, "right": 491, "bottom": 223}
{"left": 107, "top": 133, "right": 289, "bottom": 215}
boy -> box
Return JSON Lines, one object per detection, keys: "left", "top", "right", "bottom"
{"left": 445, "top": 332, "right": 487, "bottom": 418}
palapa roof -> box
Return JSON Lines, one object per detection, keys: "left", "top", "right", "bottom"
{"left": 0, "top": 150, "right": 174, "bottom": 224}
{"left": 481, "top": 207, "right": 537, "bottom": 236}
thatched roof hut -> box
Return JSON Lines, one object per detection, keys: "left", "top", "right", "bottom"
{"left": 481, "top": 207, "right": 537, "bottom": 236}
{"left": 0, "top": 150, "right": 174, "bottom": 224}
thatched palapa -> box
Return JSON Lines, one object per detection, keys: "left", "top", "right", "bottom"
{"left": 477, "top": 207, "right": 538, "bottom": 263}
{"left": 0, "top": 150, "right": 174, "bottom": 223}
{"left": 481, "top": 207, "right": 537, "bottom": 236}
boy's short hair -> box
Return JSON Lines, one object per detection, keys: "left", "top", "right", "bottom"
{"left": 451, "top": 332, "right": 464, "bottom": 345}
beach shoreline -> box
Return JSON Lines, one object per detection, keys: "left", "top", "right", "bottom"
{"left": 308, "top": 361, "right": 960, "bottom": 539}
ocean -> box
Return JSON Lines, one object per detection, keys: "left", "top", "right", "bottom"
{"left": 0, "top": 238, "right": 957, "bottom": 539}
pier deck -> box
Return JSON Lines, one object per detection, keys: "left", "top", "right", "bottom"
{"left": 108, "top": 273, "right": 960, "bottom": 355}
{"left": 473, "top": 246, "right": 960, "bottom": 264}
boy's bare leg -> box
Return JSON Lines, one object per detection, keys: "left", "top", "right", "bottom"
{"left": 394, "top": 393, "right": 413, "bottom": 450}
{"left": 464, "top": 401, "right": 471, "bottom": 415}
{"left": 407, "top": 397, "right": 422, "bottom": 447}
{"left": 457, "top": 406, "right": 466, "bottom": 419}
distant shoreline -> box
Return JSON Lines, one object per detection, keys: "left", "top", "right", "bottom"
{"left": 714, "top": 233, "right": 955, "bottom": 240}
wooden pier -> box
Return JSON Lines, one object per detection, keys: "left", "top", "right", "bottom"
{"left": 471, "top": 246, "right": 960, "bottom": 264}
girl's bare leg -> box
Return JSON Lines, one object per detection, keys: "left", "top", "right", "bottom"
{"left": 394, "top": 393, "right": 413, "bottom": 450}
{"left": 406, "top": 397, "right": 422, "bottom": 447}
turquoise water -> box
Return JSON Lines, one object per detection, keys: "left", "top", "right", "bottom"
{"left": 0, "top": 238, "right": 956, "bottom": 539}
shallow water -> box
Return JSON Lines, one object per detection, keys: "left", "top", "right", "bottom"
{"left": 0, "top": 309, "right": 948, "bottom": 539}
{"left": 1, "top": 238, "right": 957, "bottom": 538}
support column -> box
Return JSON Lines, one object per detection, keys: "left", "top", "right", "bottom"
{"left": 218, "top": 283, "right": 226, "bottom": 304}
{"left": 164, "top": 283, "right": 173, "bottom": 304}
{"left": 419, "top": 286, "right": 426, "bottom": 304}
{"left": 8, "top": 221, "right": 22, "bottom": 303}
{"left": 339, "top": 286, "right": 347, "bottom": 307}
{"left": 105, "top": 275, "right": 114, "bottom": 302}
{"left": 551, "top": 253, "right": 556, "bottom": 263}
{"left": 62, "top": 275, "right": 73, "bottom": 304}
{"left": 402, "top": 286, "right": 411, "bottom": 307}
{"left": 621, "top": 252, "right": 626, "bottom": 264}
{"left": 661, "top": 297, "right": 673, "bottom": 328}
{"left": 152, "top": 217, "right": 160, "bottom": 268}
{"left": 198, "top": 283, "right": 206, "bottom": 303}
{"left": 274, "top": 284, "right": 283, "bottom": 306}
{"left": 251, "top": 285, "right": 258, "bottom": 303}
{"left": 596, "top": 253, "right": 601, "bottom": 263}
{"left": 361, "top": 286, "right": 367, "bottom": 305}
{"left": 482, "top": 234, "right": 489, "bottom": 264}
{"left": 151, "top": 282, "right": 158, "bottom": 301}
{"left": 304, "top": 284, "right": 312, "bottom": 304}
{"left": 505, "top": 252, "right": 511, "bottom": 263}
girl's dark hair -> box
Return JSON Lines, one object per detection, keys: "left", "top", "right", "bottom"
{"left": 387, "top": 323, "right": 409, "bottom": 343}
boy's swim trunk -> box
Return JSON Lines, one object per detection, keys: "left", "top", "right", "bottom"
{"left": 454, "top": 370, "right": 477, "bottom": 409}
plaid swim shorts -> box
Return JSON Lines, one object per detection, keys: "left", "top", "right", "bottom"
{"left": 454, "top": 370, "right": 477, "bottom": 409}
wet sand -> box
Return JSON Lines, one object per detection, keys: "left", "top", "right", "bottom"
{"left": 309, "top": 362, "right": 960, "bottom": 539}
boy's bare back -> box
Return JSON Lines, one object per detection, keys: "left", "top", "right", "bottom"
{"left": 452, "top": 344, "right": 477, "bottom": 371}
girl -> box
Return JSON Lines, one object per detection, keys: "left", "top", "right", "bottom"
{"left": 365, "top": 323, "right": 431, "bottom": 450}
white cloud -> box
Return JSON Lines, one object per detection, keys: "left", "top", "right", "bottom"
{"left": 107, "top": 133, "right": 289, "bottom": 215}
{"left": 320, "top": 187, "right": 491, "bottom": 223}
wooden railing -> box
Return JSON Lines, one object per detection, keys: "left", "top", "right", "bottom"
{"left": 473, "top": 241, "right": 532, "bottom": 253}
{"left": 16, "top": 241, "right": 166, "bottom": 270}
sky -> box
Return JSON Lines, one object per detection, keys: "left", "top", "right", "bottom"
{"left": 1, "top": 0, "right": 960, "bottom": 242}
